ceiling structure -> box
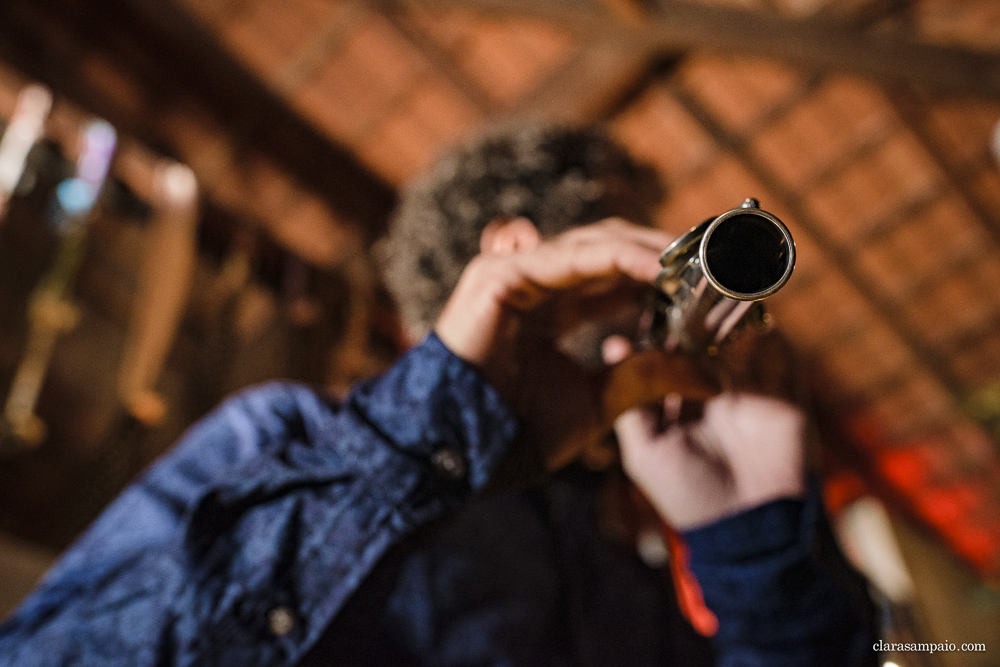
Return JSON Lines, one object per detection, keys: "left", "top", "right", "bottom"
{"left": 0, "top": 0, "right": 999, "bottom": 586}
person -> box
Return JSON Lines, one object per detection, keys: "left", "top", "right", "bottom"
{"left": 0, "top": 125, "right": 876, "bottom": 666}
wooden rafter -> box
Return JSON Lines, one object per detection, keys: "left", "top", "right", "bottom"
{"left": 887, "top": 88, "right": 1000, "bottom": 360}
{"left": 509, "top": 36, "right": 662, "bottom": 123}
{"left": 414, "top": 0, "right": 1000, "bottom": 100}
{"left": 0, "top": 0, "right": 397, "bottom": 264}
{"left": 889, "top": 89, "right": 1000, "bottom": 249}
{"left": 379, "top": 1, "right": 500, "bottom": 115}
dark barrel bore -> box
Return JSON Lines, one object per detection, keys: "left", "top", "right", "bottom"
{"left": 702, "top": 212, "right": 793, "bottom": 298}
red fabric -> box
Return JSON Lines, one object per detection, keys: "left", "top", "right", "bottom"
{"left": 823, "top": 470, "right": 868, "bottom": 515}
{"left": 662, "top": 523, "right": 719, "bottom": 637}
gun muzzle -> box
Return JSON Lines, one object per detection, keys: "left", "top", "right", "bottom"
{"left": 650, "top": 198, "right": 795, "bottom": 353}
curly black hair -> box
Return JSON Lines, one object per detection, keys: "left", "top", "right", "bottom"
{"left": 378, "top": 124, "right": 665, "bottom": 338}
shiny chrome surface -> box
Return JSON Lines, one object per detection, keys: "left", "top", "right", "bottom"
{"left": 649, "top": 198, "right": 795, "bottom": 353}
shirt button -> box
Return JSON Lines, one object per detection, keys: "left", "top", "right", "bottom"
{"left": 432, "top": 448, "right": 466, "bottom": 480}
{"left": 268, "top": 606, "right": 296, "bottom": 636}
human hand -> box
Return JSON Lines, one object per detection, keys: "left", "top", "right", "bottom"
{"left": 435, "top": 218, "right": 718, "bottom": 469}
{"left": 604, "top": 335, "right": 806, "bottom": 530}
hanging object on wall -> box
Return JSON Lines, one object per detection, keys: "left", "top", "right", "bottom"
{"left": 69, "top": 159, "right": 202, "bottom": 521}
{"left": 116, "top": 160, "right": 199, "bottom": 427}
{"left": 0, "top": 84, "right": 52, "bottom": 221}
{"left": 0, "top": 119, "right": 117, "bottom": 451}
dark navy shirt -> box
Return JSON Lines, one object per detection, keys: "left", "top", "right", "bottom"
{"left": 0, "top": 334, "right": 875, "bottom": 666}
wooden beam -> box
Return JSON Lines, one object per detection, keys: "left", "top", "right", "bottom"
{"left": 416, "top": 0, "right": 1000, "bottom": 100}
{"left": 380, "top": 1, "right": 499, "bottom": 115}
{"left": 0, "top": 0, "right": 397, "bottom": 263}
{"left": 509, "top": 36, "right": 662, "bottom": 123}
{"left": 506, "top": 0, "right": 913, "bottom": 126}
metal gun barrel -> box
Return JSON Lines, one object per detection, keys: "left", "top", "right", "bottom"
{"left": 650, "top": 198, "right": 795, "bottom": 353}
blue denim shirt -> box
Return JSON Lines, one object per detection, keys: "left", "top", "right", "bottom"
{"left": 0, "top": 334, "right": 875, "bottom": 666}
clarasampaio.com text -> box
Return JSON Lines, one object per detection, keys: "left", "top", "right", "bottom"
{"left": 875, "top": 640, "right": 986, "bottom": 653}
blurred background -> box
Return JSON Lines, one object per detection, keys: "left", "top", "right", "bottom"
{"left": 0, "top": 0, "right": 998, "bottom": 664}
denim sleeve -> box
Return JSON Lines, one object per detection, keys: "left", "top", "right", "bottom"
{"left": 683, "top": 487, "right": 879, "bottom": 667}
{"left": 0, "top": 333, "right": 519, "bottom": 667}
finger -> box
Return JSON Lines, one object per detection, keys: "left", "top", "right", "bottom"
{"left": 508, "top": 237, "right": 663, "bottom": 303}
{"left": 601, "top": 335, "right": 633, "bottom": 365}
{"left": 436, "top": 224, "right": 669, "bottom": 369}
{"left": 614, "top": 407, "right": 705, "bottom": 486}
{"left": 613, "top": 404, "right": 662, "bottom": 446}
{"left": 560, "top": 217, "right": 674, "bottom": 252}
{"left": 602, "top": 348, "right": 718, "bottom": 424}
